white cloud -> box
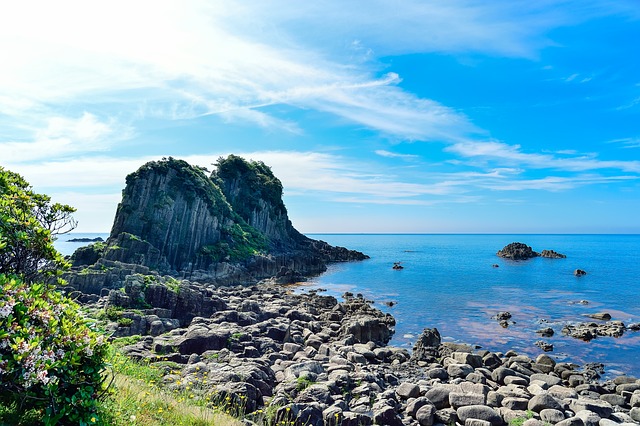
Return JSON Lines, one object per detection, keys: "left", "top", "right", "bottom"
{"left": 2, "top": 1, "right": 632, "bottom": 144}
{"left": 0, "top": 113, "right": 131, "bottom": 163}
{"left": 374, "top": 150, "right": 419, "bottom": 160}
{"left": 447, "top": 140, "right": 640, "bottom": 173}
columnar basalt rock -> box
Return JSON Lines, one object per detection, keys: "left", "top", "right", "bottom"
{"left": 67, "top": 156, "right": 368, "bottom": 286}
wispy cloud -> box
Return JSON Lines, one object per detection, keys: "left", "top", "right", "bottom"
{"left": 608, "top": 137, "right": 640, "bottom": 149}
{"left": 374, "top": 150, "right": 420, "bottom": 160}
{"left": 0, "top": 113, "right": 132, "bottom": 163}
{"left": 446, "top": 140, "right": 640, "bottom": 173}
{"left": 2, "top": 1, "right": 635, "bottom": 144}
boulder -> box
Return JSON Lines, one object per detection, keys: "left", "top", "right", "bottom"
{"left": 411, "top": 327, "right": 442, "bottom": 363}
{"left": 497, "top": 242, "right": 538, "bottom": 260}
{"left": 540, "top": 249, "right": 566, "bottom": 259}
{"left": 456, "top": 405, "right": 502, "bottom": 425}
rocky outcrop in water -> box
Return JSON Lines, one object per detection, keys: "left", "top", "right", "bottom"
{"left": 540, "top": 249, "right": 566, "bottom": 259}
{"left": 67, "top": 156, "right": 367, "bottom": 285}
{"left": 497, "top": 242, "right": 539, "bottom": 260}
{"left": 497, "top": 243, "right": 566, "bottom": 260}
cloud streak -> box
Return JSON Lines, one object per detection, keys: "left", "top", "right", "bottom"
{"left": 3, "top": 1, "right": 634, "bottom": 144}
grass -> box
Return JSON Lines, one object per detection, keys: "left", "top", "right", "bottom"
{"left": 97, "top": 350, "right": 244, "bottom": 426}
{"left": 0, "top": 347, "right": 244, "bottom": 426}
{"left": 509, "top": 410, "right": 535, "bottom": 426}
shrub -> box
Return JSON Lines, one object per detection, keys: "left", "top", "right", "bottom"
{"left": 0, "top": 274, "right": 109, "bottom": 425}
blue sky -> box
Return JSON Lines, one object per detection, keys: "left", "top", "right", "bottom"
{"left": 1, "top": 1, "right": 639, "bottom": 233}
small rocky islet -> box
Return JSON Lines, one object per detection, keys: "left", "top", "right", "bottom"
{"left": 65, "top": 157, "right": 640, "bottom": 425}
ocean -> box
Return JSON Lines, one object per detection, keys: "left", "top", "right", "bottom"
{"left": 302, "top": 234, "right": 640, "bottom": 379}
{"left": 56, "top": 233, "right": 640, "bottom": 378}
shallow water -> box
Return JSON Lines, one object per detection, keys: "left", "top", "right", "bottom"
{"left": 302, "top": 234, "right": 640, "bottom": 378}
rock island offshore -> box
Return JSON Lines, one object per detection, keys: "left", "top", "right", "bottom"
{"left": 58, "top": 157, "right": 640, "bottom": 425}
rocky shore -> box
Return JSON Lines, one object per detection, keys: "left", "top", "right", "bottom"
{"left": 63, "top": 158, "right": 640, "bottom": 425}
{"left": 69, "top": 272, "right": 640, "bottom": 426}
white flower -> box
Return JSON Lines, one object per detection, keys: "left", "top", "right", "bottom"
{"left": 37, "top": 369, "right": 50, "bottom": 385}
{"left": 0, "top": 299, "right": 15, "bottom": 318}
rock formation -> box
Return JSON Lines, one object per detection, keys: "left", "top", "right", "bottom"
{"left": 497, "top": 242, "right": 539, "bottom": 260}
{"left": 497, "top": 243, "right": 566, "bottom": 260}
{"left": 75, "top": 276, "right": 640, "bottom": 426}
{"left": 540, "top": 249, "right": 566, "bottom": 259}
{"left": 68, "top": 156, "right": 367, "bottom": 285}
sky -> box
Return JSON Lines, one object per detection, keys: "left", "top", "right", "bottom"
{"left": 1, "top": 1, "right": 639, "bottom": 234}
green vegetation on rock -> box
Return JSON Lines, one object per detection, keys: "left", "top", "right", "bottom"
{"left": 212, "top": 154, "right": 287, "bottom": 220}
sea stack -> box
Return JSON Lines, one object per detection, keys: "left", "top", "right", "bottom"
{"left": 72, "top": 156, "right": 368, "bottom": 284}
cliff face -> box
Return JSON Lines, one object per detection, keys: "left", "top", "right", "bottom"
{"left": 213, "top": 155, "right": 303, "bottom": 251}
{"left": 97, "top": 156, "right": 367, "bottom": 283}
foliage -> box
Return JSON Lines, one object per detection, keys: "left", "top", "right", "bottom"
{"left": 295, "top": 375, "right": 316, "bottom": 391}
{"left": 125, "top": 157, "right": 232, "bottom": 220}
{"left": 0, "top": 274, "right": 109, "bottom": 425}
{"left": 0, "top": 167, "right": 76, "bottom": 283}
{"left": 199, "top": 223, "right": 267, "bottom": 263}
{"left": 509, "top": 410, "right": 535, "bottom": 426}
{"left": 97, "top": 350, "right": 242, "bottom": 426}
{"left": 212, "top": 155, "right": 286, "bottom": 220}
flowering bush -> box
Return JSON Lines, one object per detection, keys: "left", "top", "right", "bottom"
{"left": 0, "top": 274, "right": 109, "bottom": 425}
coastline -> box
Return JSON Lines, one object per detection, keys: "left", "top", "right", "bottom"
{"left": 70, "top": 270, "right": 640, "bottom": 425}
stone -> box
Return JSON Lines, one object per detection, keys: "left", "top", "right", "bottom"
{"left": 528, "top": 393, "right": 563, "bottom": 412}
{"left": 556, "top": 417, "right": 585, "bottom": 426}
{"left": 522, "top": 420, "right": 545, "bottom": 426}
{"left": 540, "top": 408, "right": 565, "bottom": 423}
{"left": 575, "top": 409, "right": 601, "bottom": 426}
{"left": 536, "top": 327, "right": 554, "bottom": 337}
{"left": 587, "top": 313, "right": 611, "bottom": 321}
{"left": 428, "top": 367, "right": 449, "bottom": 380}
{"left": 574, "top": 269, "right": 587, "bottom": 276}
{"left": 396, "top": 382, "right": 421, "bottom": 400}
{"left": 416, "top": 403, "right": 437, "bottom": 426}
{"left": 492, "top": 367, "right": 518, "bottom": 384}
{"left": 448, "top": 363, "right": 474, "bottom": 379}
{"left": 530, "top": 373, "right": 562, "bottom": 387}
{"left": 570, "top": 399, "right": 613, "bottom": 418}
{"left": 426, "top": 386, "right": 453, "bottom": 409}
{"left": 372, "top": 405, "right": 403, "bottom": 426}
{"left": 465, "top": 420, "right": 492, "bottom": 426}
{"left": 456, "top": 405, "right": 502, "bottom": 425}
{"left": 502, "top": 397, "right": 529, "bottom": 411}
{"left": 435, "top": 408, "right": 457, "bottom": 425}
{"left": 411, "top": 328, "right": 442, "bottom": 363}
{"left": 599, "top": 393, "right": 625, "bottom": 407}
{"left": 535, "top": 341, "right": 553, "bottom": 352}
{"left": 406, "top": 397, "right": 432, "bottom": 418}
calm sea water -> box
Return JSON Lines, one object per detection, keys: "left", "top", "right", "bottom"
{"left": 303, "top": 234, "right": 640, "bottom": 378}
{"left": 57, "top": 233, "right": 640, "bottom": 377}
